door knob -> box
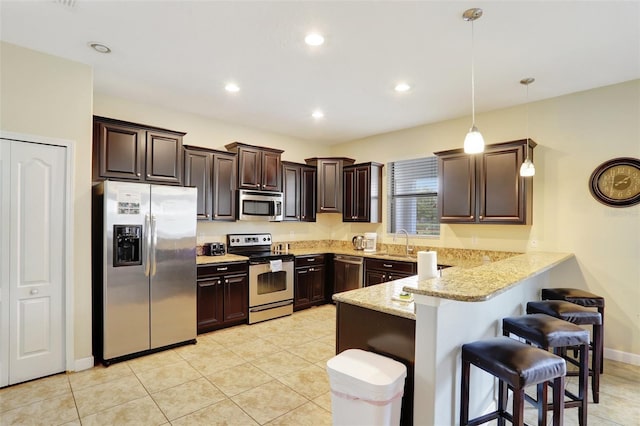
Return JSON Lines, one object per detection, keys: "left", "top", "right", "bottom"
{"left": 30, "top": 289, "right": 39, "bottom": 295}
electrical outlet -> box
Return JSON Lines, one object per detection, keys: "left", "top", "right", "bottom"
{"left": 531, "top": 240, "right": 538, "bottom": 248}
{"left": 471, "top": 235, "right": 478, "bottom": 245}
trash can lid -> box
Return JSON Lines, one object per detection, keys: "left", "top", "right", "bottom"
{"left": 327, "top": 349, "right": 407, "bottom": 399}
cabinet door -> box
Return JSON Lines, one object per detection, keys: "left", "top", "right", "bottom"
{"left": 197, "top": 278, "right": 223, "bottom": 333}
{"left": 212, "top": 153, "right": 237, "bottom": 221}
{"left": 438, "top": 154, "right": 476, "bottom": 222}
{"left": 262, "top": 151, "right": 282, "bottom": 191}
{"left": 317, "top": 159, "right": 343, "bottom": 212}
{"left": 294, "top": 267, "right": 312, "bottom": 309}
{"left": 364, "top": 270, "right": 387, "bottom": 286}
{"left": 184, "top": 149, "right": 212, "bottom": 220}
{"left": 94, "top": 121, "right": 145, "bottom": 181}
{"left": 309, "top": 266, "right": 326, "bottom": 303}
{"left": 282, "top": 164, "right": 301, "bottom": 221}
{"left": 344, "top": 166, "right": 371, "bottom": 222}
{"left": 300, "top": 166, "right": 316, "bottom": 222}
{"left": 223, "top": 273, "right": 248, "bottom": 323}
{"left": 478, "top": 146, "right": 526, "bottom": 223}
{"left": 145, "top": 130, "right": 183, "bottom": 185}
{"left": 237, "top": 146, "right": 261, "bottom": 189}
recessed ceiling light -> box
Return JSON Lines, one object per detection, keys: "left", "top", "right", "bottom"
{"left": 312, "top": 110, "right": 324, "bottom": 119}
{"left": 88, "top": 42, "right": 111, "bottom": 54}
{"left": 225, "top": 83, "right": 240, "bottom": 93}
{"left": 305, "top": 33, "right": 325, "bottom": 46}
{"left": 394, "top": 83, "right": 411, "bottom": 92}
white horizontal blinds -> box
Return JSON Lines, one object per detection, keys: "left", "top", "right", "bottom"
{"left": 388, "top": 157, "right": 439, "bottom": 236}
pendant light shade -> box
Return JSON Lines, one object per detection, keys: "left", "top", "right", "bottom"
{"left": 519, "top": 77, "right": 535, "bottom": 177}
{"left": 463, "top": 8, "right": 484, "bottom": 154}
{"left": 464, "top": 125, "right": 485, "bottom": 154}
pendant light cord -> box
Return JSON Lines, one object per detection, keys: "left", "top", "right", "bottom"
{"left": 525, "top": 83, "right": 530, "bottom": 159}
{"left": 470, "top": 19, "right": 476, "bottom": 127}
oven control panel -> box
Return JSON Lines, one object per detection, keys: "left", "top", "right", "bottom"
{"left": 227, "top": 233, "right": 272, "bottom": 248}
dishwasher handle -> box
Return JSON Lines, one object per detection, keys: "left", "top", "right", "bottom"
{"left": 334, "top": 255, "right": 363, "bottom": 265}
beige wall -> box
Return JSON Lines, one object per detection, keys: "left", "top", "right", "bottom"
{"left": 0, "top": 42, "right": 94, "bottom": 362}
{"left": 332, "top": 80, "right": 640, "bottom": 357}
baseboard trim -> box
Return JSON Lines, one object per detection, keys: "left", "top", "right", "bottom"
{"left": 73, "top": 356, "right": 94, "bottom": 372}
{"left": 605, "top": 347, "right": 640, "bottom": 366}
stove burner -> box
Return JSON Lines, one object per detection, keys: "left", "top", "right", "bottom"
{"left": 226, "top": 233, "right": 293, "bottom": 264}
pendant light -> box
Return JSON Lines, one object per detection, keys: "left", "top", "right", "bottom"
{"left": 519, "top": 77, "right": 536, "bottom": 177}
{"left": 463, "top": 8, "right": 484, "bottom": 154}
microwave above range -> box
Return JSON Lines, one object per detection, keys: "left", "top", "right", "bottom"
{"left": 238, "top": 189, "right": 283, "bottom": 222}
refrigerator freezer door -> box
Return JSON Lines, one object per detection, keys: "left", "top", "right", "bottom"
{"left": 103, "top": 181, "right": 151, "bottom": 359}
{"left": 149, "top": 185, "right": 197, "bottom": 349}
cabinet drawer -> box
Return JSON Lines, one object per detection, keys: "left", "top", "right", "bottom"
{"left": 365, "top": 258, "right": 416, "bottom": 274}
{"left": 295, "top": 254, "right": 325, "bottom": 267}
{"left": 198, "top": 262, "right": 247, "bottom": 279}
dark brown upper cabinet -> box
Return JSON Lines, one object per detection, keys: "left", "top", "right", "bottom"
{"left": 435, "top": 139, "right": 535, "bottom": 224}
{"left": 282, "top": 161, "right": 316, "bottom": 222}
{"left": 184, "top": 146, "right": 237, "bottom": 221}
{"left": 93, "top": 116, "right": 184, "bottom": 185}
{"left": 343, "top": 162, "right": 383, "bottom": 223}
{"left": 225, "top": 142, "right": 283, "bottom": 191}
{"left": 305, "top": 157, "right": 355, "bottom": 213}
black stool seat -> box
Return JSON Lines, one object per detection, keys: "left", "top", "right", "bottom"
{"left": 542, "top": 288, "right": 604, "bottom": 308}
{"left": 461, "top": 336, "right": 566, "bottom": 426}
{"left": 542, "top": 287, "right": 605, "bottom": 375}
{"left": 527, "top": 300, "right": 602, "bottom": 326}
{"left": 527, "top": 300, "right": 602, "bottom": 404}
{"left": 504, "top": 314, "right": 590, "bottom": 426}
{"left": 504, "top": 313, "right": 589, "bottom": 348}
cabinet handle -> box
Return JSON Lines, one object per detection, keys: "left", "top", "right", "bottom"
{"left": 225, "top": 279, "right": 229, "bottom": 284}
{"left": 199, "top": 282, "right": 216, "bottom": 287}
{"left": 217, "top": 267, "right": 228, "bottom": 271}
{"left": 147, "top": 174, "right": 151, "bottom": 177}
{"left": 309, "top": 267, "right": 315, "bottom": 272}
{"left": 479, "top": 215, "right": 483, "bottom": 219}
{"left": 471, "top": 215, "right": 474, "bottom": 219}
{"left": 137, "top": 173, "right": 141, "bottom": 177}
{"left": 299, "top": 270, "right": 308, "bottom": 274}
{"left": 383, "top": 264, "right": 393, "bottom": 268}
{"left": 307, "top": 258, "right": 315, "bottom": 262}
{"left": 382, "top": 274, "right": 386, "bottom": 280}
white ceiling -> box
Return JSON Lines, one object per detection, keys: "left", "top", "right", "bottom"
{"left": 1, "top": 1, "right": 639, "bottom": 144}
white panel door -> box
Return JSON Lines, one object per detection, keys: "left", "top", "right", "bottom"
{"left": 3, "top": 140, "right": 66, "bottom": 385}
{"left": 0, "top": 141, "right": 10, "bottom": 387}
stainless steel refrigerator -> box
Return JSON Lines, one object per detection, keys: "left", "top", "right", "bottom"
{"left": 92, "top": 181, "right": 197, "bottom": 365}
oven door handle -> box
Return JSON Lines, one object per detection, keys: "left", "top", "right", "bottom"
{"left": 249, "top": 299, "right": 293, "bottom": 312}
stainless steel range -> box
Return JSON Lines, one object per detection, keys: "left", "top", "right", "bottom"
{"left": 227, "top": 233, "right": 294, "bottom": 324}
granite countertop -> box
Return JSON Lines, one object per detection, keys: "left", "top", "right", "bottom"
{"left": 333, "top": 251, "right": 574, "bottom": 319}
{"left": 196, "top": 254, "right": 248, "bottom": 265}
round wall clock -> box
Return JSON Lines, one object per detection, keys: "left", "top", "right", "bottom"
{"left": 589, "top": 157, "right": 640, "bottom": 207}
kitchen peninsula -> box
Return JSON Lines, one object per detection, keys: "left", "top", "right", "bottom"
{"left": 333, "top": 251, "right": 574, "bottom": 426}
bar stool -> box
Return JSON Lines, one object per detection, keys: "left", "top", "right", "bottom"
{"left": 542, "top": 288, "right": 605, "bottom": 373}
{"left": 461, "top": 336, "right": 566, "bottom": 426}
{"left": 527, "top": 300, "right": 602, "bottom": 404}
{"left": 503, "top": 314, "right": 589, "bottom": 426}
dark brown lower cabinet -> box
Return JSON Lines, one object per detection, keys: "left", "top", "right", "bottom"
{"left": 197, "top": 262, "right": 248, "bottom": 334}
{"left": 364, "top": 258, "right": 417, "bottom": 286}
{"left": 294, "top": 255, "right": 326, "bottom": 311}
{"left": 336, "top": 302, "right": 415, "bottom": 426}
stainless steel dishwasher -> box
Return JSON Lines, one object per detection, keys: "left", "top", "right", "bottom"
{"left": 333, "top": 255, "right": 363, "bottom": 294}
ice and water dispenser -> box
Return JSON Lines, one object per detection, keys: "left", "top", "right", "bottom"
{"left": 113, "top": 225, "right": 142, "bottom": 267}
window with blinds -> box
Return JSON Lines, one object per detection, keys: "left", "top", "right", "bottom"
{"left": 387, "top": 157, "right": 439, "bottom": 236}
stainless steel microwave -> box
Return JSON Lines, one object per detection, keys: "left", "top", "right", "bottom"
{"left": 238, "top": 190, "right": 283, "bottom": 221}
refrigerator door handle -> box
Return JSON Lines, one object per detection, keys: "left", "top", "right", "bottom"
{"left": 144, "top": 214, "right": 151, "bottom": 277}
{"left": 151, "top": 215, "right": 158, "bottom": 277}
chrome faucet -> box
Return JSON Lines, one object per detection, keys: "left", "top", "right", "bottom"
{"left": 395, "top": 229, "right": 414, "bottom": 256}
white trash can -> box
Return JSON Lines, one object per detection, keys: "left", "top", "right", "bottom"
{"left": 326, "top": 349, "right": 407, "bottom": 426}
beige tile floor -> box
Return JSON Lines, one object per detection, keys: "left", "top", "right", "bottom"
{"left": 1, "top": 303, "right": 639, "bottom": 425}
